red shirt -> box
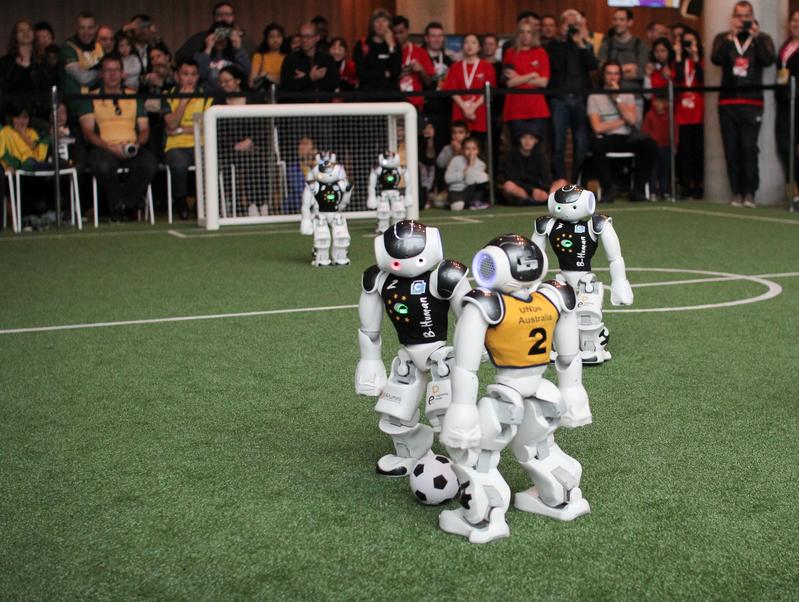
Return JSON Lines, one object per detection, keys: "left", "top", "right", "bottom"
{"left": 649, "top": 63, "right": 673, "bottom": 89}
{"left": 676, "top": 59, "right": 704, "bottom": 125}
{"left": 399, "top": 43, "right": 435, "bottom": 108}
{"left": 502, "top": 47, "right": 550, "bottom": 121}
{"left": 444, "top": 59, "right": 496, "bottom": 132}
{"left": 642, "top": 107, "right": 679, "bottom": 148}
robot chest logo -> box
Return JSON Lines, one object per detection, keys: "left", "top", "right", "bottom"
{"left": 386, "top": 290, "right": 438, "bottom": 339}
{"left": 556, "top": 232, "right": 588, "bottom": 267}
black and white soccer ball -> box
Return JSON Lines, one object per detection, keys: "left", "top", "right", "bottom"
{"left": 409, "top": 454, "right": 459, "bottom": 505}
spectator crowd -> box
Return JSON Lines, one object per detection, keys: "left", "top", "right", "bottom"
{"left": 1, "top": 1, "right": 798, "bottom": 227}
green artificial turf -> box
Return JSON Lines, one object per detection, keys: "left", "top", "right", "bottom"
{"left": 1, "top": 202, "right": 798, "bottom": 601}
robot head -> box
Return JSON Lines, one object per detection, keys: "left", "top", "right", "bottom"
{"left": 547, "top": 184, "right": 596, "bottom": 222}
{"left": 378, "top": 151, "right": 401, "bottom": 169}
{"left": 375, "top": 220, "right": 444, "bottom": 278}
{"left": 472, "top": 234, "right": 548, "bottom": 294}
{"left": 314, "top": 152, "right": 339, "bottom": 184}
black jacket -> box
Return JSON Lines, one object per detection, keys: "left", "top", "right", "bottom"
{"left": 711, "top": 32, "right": 775, "bottom": 103}
{"left": 280, "top": 50, "right": 339, "bottom": 94}
{"left": 547, "top": 39, "right": 598, "bottom": 97}
{"left": 353, "top": 37, "right": 401, "bottom": 92}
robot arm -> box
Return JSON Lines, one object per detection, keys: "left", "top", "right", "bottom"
{"left": 594, "top": 215, "right": 633, "bottom": 306}
{"left": 355, "top": 266, "right": 388, "bottom": 396}
{"left": 300, "top": 183, "right": 314, "bottom": 235}
{"left": 400, "top": 166, "right": 413, "bottom": 208}
{"left": 430, "top": 260, "right": 469, "bottom": 318}
{"left": 531, "top": 216, "right": 553, "bottom": 254}
{"left": 367, "top": 168, "right": 378, "bottom": 209}
{"left": 339, "top": 178, "right": 354, "bottom": 211}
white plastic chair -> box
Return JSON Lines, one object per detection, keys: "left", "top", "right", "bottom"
{"left": 598, "top": 152, "right": 650, "bottom": 201}
{"left": 92, "top": 169, "right": 155, "bottom": 227}
{"left": 14, "top": 167, "right": 83, "bottom": 232}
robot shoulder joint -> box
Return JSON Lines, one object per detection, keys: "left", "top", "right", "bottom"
{"left": 535, "top": 216, "right": 554, "bottom": 236}
{"left": 539, "top": 279, "right": 576, "bottom": 312}
{"left": 463, "top": 288, "right": 504, "bottom": 325}
{"left": 433, "top": 260, "right": 468, "bottom": 299}
{"left": 362, "top": 264, "right": 383, "bottom": 293}
{"left": 591, "top": 214, "right": 611, "bottom": 235}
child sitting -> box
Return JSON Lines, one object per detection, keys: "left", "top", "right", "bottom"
{"left": 444, "top": 136, "right": 489, "bottom": 210}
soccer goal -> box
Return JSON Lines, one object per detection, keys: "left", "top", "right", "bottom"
{"left": 194, "top": 102, "right": 419, "bottom": 230}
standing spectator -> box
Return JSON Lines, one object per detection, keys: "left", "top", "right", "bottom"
{"left": 540, "top": 15, "right": 558, "bottom": 48}
{"left": 163, "top": 58, "right": 212, "bottom": 220}
{"left": 114, "top": 32, "right": 142, "bottom": 90}
{"left": 96, "top": 26, "right": 115, "bottom": 56}
{"left": 121, "top": 15, "right": 161, "bottom": 72}
{"left": 311, "top": 16, "right": 330, "bottom": 54}
{"left": 250, "top": 23, "right": 285, "bottom": 90}
{"left": 287, "top": 34, "right": 301, "bottom": 54}
{"left": 59, "top": 11, "right": 102, "bottom": 95}
{"left": 675, "top": 27, "right": 705, "bottom": 199}
{"left": 0, "top": 19, "right": 50, "bottom": 120}
{"left": 547, "top": 9, "right": 598, "bottom": 182}
{"left": 422, "top": 22, "right": 453, "bottom": 152}
{"left": 78, "top": 53, "right": 157, "bottom": 222}
{"left": 502, "top": 19, "right": 550, "bottom": 143}
{"left": 391, "top": 16, "right": 434, "bottom": 110}
{"left": 444, "top": 33, "right": 496, "bottom": 148}
{"left": 579, "top": 10, "right": 604, "bottom": 57}
{"left": 642, "top": 93, "right": 678, "bottom": 199}
{"left": 33, "top": 22, "right": 56, "bottom": 63}
{"left": 646, "top": 22, "right": 671, "bottom": 47}
{"left": 444, "top": 136, "right": 489, "bottom": 210}
{"left": 501, "top": 132, "right": 559, "bottom": 206}
{"left": 502, "top": 12, "right": 541, "bottom": 57}
{"left": 775, "top": 10, "right": 799, "bottom": 210}
{"left": 644, "top": 38, "right": 675, "bottom": 91}
{"left": 195, "top": 21, "right": 251, "bottom": 94}
{"left": 176, "top": 3, "right": 250, "bottom": 64}
{"left": 588, "top": 61, "right": 657, "bottom": 203}
{"left": 711, "top": 1, "right": 775, "bottom": 207}
{"left": 279, "top": 23, "right": 338, "bottom": 97}
{"left": 329, "top": 37, "right": 357, "bottom": 92}
{"left": 599, "top": 9, "right": 648, "bottom": 95}
{"left": 353, "top": 9, "right": 401, "bottom": 95}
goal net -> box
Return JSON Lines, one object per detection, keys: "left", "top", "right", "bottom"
{"left": 194, "top": 102, "right": 419, "bottom": 230}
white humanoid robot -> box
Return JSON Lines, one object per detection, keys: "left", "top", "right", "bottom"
{"left": 439, "top": 234, "right": 591, "bottom": 544}
{"left": 356, "top": 220, "right": 471, "bottom": 477}
{"left": 300, "top": 152, "right": 353, "bottom": 266}
{"left": 532, "top": 184, "right": 634, "bottom": 365}
{"left": 367, "top": 151, "right": 410, "bottom": 234}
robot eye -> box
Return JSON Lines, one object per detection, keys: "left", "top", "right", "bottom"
{"left": 572, "top": 205, "right": 577, "bottom": 210}
{"left": 417, "top": 257, "right": 426, "bottom": 265}
{"left": 555, "top": 205, "right": 562, "bottom": 212}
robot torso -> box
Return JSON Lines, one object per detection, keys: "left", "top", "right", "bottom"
{"left": 314, "top": 181, "right": 345, "bottom": 213}
{"left": 548, "top": 219, "right": 599, "bottom": 272}
{"left": 378, "top": 167, "right": 402, "bottom": 192}
{"left": 380, "top": 271, "right": 450, "bottom": 346}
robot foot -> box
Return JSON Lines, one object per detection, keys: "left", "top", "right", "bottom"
{"left": 581, "top": 349, "right": 611, "bottom": 365}
{"left": 311, "top": 258, "right": 332, "bottom": 267}
{"left": 439, "top": 507, "right": 510, "bottom": 544}
{"left": 333, "top": 257, "right": 351, "bottom": 266}
{"left": 514, "top": 486, "right": 590, "bottom": 521}
{"left": 375, "top": 453, "right": 417, "bottom": 477}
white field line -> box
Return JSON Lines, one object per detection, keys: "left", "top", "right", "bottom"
{"left": 167, "top": 229, "right": 187, "bottom": 238}
{"left": 450, "top": 216, "right": 483, "bottom": 224}
{"left": 660, "top": 206, "right": 799, "bottom": 226}
{"left": 1, "top": 270, "right": 796, "bottom": 336}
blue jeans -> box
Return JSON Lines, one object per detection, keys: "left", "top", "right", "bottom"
{"left": 551, "top": 95, "right": 589, "bottom": 181}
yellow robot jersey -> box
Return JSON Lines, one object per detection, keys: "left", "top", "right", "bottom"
{"left": 484, "top": 292, "right": 559, "bottom": 368}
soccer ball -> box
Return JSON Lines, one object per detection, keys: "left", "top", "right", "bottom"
{"left": 409, "top": 454, "right": 459, "bottom": 505}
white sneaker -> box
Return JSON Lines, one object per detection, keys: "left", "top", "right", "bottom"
{"left": 259, "top": 204, "right": 269, "bottom": 216}
{"left": 730, "top": 195, "right": 743, "bottom": 208}
{"left": 248, "top": 203, "right": 258, "bottom": 217}
{"left": 450, "top": 200, "right": 465, "bottom": 211}
{"left": 742, "top": 195, "right": 756, "bottom": 208}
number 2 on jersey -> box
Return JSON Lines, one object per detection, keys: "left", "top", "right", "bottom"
{"left": 528, "top": 327, "right": 547, "bottom": 356}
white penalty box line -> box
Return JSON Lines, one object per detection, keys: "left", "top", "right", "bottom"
{"left": 1, "top": 270, "right": 797, "bottom": 336}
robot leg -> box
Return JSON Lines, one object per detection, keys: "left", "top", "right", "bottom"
{"left": 510, "top": 379, "right": 590, "bottom": 521}
{"left": 374, "top": 354, "right": 432, "bottom": 477}
{"left": 390, "top": 192, "right": 407, "bottom": 225}
{"left": 439, "top": 383, "right": 523, "bottom": 543}
{"left": 423, "top": 345, "right": 454, "bottom": 433}
{"left": 376, "top": 195, "right": 391, "bottom": 234}
{"left": 330, "top": 214, "right": 351, "bottom": 266}
{"left": 311, "top": 216, "right": 332, "bottom": 267}
{"left": 576, "top": 275, "right": 611, "bottom": 364}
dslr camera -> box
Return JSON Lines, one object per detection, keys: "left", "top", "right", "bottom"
{"left": 122, "top": 143, "right": 139, "bottom": 158}
{"left": 567, "top": 25, "right": 579, "bottom": 37}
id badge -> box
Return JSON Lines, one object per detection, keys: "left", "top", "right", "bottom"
{"left": 399, "top": 76, "right": 415, "bottom": 92}
{"left": 777, "top": 67, "right": 790, "bottom": 85}
{"left": 733, "top": 56, "right": 750, "bottom": 78}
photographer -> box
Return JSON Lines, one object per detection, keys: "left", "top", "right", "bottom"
{"left": 78, "top": 53, "right": 157, "bottom": 222}
{"left": 675, "top": 28, "right": 704, "bottom": 199}
{"left": 195, "top": 20, "right": 251, "bottom": 94}
{"left": 176, "top": 3, "right": 250, "bottom": 64}
{"left": 711, "top": 1, "right": 775, "bottom": 208}
{"left": 547, "top": 9, "right": 598, "bottom": 182}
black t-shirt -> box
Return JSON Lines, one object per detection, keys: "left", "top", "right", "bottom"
{"left": 353, "top": 38, "right": 401, "bottom": 92}
{"left": 380, "top": 271, "right": 449, "bottom": 345}
{"left": 548, "top": 219, "right": 599, "bottom": 271}
{"left": 504, "top": 144, "right": 549, "bottom": 192}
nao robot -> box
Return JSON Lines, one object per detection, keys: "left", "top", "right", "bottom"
{"left": 300, "top": 152, "right": 353, "bottom": 266}
{"left": 356, "top": 220, "right": 470, "bottom": 476}
{"left": 367, "top": 151, "right": 410, "bottom": 234}
{"left": 439, "top": 234, "right": 591, "bottom": 544}
{"left": 532, "top": 185, "right": 634, "bottom": 365}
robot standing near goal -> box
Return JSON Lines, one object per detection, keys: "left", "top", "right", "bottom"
{"left": 300, "top": 152, "right": 353, "bottom": 266}
{"left": 356, "top": 220, "right": 471, "bottom": 477}
{"left": 367, "top": 151, "right": 410, "bottom": 234}
{"left": 439, "top": 234, "right": 591, "bottom": 544}
{"left": 532, "top": 185, "right": 634, "bottom": 365}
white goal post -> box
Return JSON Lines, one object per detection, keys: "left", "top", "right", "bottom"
{"left": 195, "top": 102, "right": 419, "bottom": 230}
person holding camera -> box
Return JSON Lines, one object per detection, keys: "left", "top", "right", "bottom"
{"left": 711, "top": 0, "right": 775, "bottom": 208}
{"left": 675, "top": 27, "right": 705, "bottom": 199}
{"left": 547, "top": 9, "right": 598, "bottom": 182}
{"left": 78, "top": 53, "right": 157, "bottom": 222}
{"left": 176, "top": 3, "right": 250, "bottom": 64}
{"left": 195, "top": 19, "right": 251, "bottom": 95}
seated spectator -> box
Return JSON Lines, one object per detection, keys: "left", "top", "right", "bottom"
{"left": 642, "top": 94, "right": 678, "bottom": 199}
{"left": 0, "top": 104, "right": 49, "bottom": 171}
{"left": 284, "top": 135, "right": 317, "bottom": 213}
{"left": 195, "top": 21, "right": 251, "bottom": 94}
{"left": 391, "top": 16, "right": 434, "bottom": 110}
{"left": 54, "top": 103, "right": 77, "bottom": 166}
{"left": 114, "top": 31, "right": 143, "bottom": 90}
{"left": 279, "top": 22, "right": 339, "bottom": 96}
{"left": 419, "top": 117, "right": 438, "bottom": 208}
{"left": 78, "top": 53, "right": 158, "bottom": 221}
{"left": 436, "top": 120, "right": 469, "bottom": 188}
{"left": 250, "top": 22, "right": 286, "bottom": 90}
{"left": 96, "top": 25, "right": 115, "bottom": 55}
{"left": 503, "top": 18, "right": 550, "bottom": 143}
{"left": 587, "top": 61, "right": 657, "bottom": 203}
{"left": 644, "top": 37, "right": 675, "bottom": 91}
{"left": 176, "top": 2, "right": 251, "bottom": 63}
{"left": 59, "top": 12, "right": 103, "bottom": 96}
{"left": 33, "top": 22, "right": 57, "bottom": 63}
{"left": 163, "top": 58, "right": 213, "bottom": 220}
{"left": 501, "top": 132, "right": 565, "bottom": 205}
{"left": 444, "top": 137, "right": 489, "bottom": 211}
{"left": 329, "top": 37, "right": 357, "bottom": 92}
{"left": 0, "top": 19, "right": 50, "bottom": 122}
{"left": 353, "top": 9, "right": 401, "bottom": 95}
{"left": 444, "top": 33, "right": 496, "bottom": 149}
{"left": 140, "top": 43, "right": 175, "bottom": 160}
{"left": 121, "top": 15, "right": 163, "bottom": 72}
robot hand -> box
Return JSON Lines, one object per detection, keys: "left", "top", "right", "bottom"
{"left": 440, "top": 402, "right": 482, "bottom": 451}
{"left": 560, "top": 385, "right": 592, "bottom": 428}
{"left": 355, "top": 359, "right": 387, "bottom": 396}
{"left": 367, "top": 194, "right": 377, "bottom": 210}
{"left": 300, "top": 219, "right": 313, "bottom": 236}
{"left": 610, "top": 278, "right": 634, "bottom": 306}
